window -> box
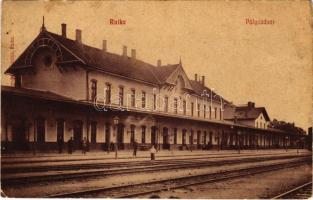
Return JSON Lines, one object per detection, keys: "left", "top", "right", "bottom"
{"left": 119, "top": 86, "right": 124, "bottom": 106}
{"left": 174, "top": 128, "right": 177, "bottom": 144}
{"left": 164, "top": 96, "right": 169, "bottom": 112}
{"left": 204, "top": 105, "right": 206, "bottom": 118}
{"left": 105, "top": 83, "right": 111, "bottom": 104}
{"left": 91, "top": 121, "right": 97, "bottom": 143}
{"left": 214, "top": 107, "right": 217, "bottom": 119}
{"left": 130, "top": 125, "right": 136, "bottom": 143}
{"left": 91, "top": 80, "right": 97, "bottom": 101}
{"left": 220, "top": 108, "right": 222, "bottom": 120}
{"left": 197, "top": 103, "right": 201, "bottom": 117}
{"left": 141, "top": 91, "right": 146, "bottom": 108}
{"left": 153, "top": 94, "right": 157, "bottom": 110}
{"left": 141, "top": 126, "right": 146, "bottom": 144}
{"left": 174, "top": 98, "right": 178, "bottom": 114}
{"left": 191, "top": 102, "right": 194, "bottom": 116}
{"left": 131, "top": 89, "right": 135, "bottom": 107}
{"left": 183, "top": 100, "right": 186, "bottom": 115}
{"left": 44, "top": 55, "right": 53, "bottom": 67}
{"left": 15, "top": 75, "right": 21, "bottom": 88}
{"left": 209, "top": 106, "right": 212, "bottom": 119}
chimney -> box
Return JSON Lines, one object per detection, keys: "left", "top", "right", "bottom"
{"left": 122, "top": 45, "right": 127, "bottom": 57}
{"left": 61, "top": 23, "right": 66, "bottom": 37}
{"left": 247, "top": 101, "right": 255, "bottom": 108}
{"left": 201, "top": 75, "right": 205, "bottom": 85}
{"left": 195, "top": 74, "right": 198, "bottom": 82}
{"left": 76, "top": 29, "right": 82, "bottom": 43}
{"left": 131, "top": 49, "right": 136, "bottom": 59}
{"left": 157, "top": 59, "right": 161, "bottom": 67}
{"left": 102, "top": 40, "right": 107, "bottom": 52}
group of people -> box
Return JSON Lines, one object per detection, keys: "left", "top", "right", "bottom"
{"left": 132, "top": 140, "right": 157, "bottom": 160}
{"left": 57, "top": 136, "right": 88, "bottom": 155}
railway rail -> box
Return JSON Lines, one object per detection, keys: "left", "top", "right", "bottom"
{"left": 271, "top": 182, "right": 312, "bottom": 199}
{"left": 2, "top": 151, "right": 268, "bottom": 164}
{"left": 2, "top": 152, "right": 306, "bottom": 174}
{"left": 2, "top": 155, "right": 310, "bottom": 186}
{"left": 45, "top": 158, "right": 311, "bottom": 198}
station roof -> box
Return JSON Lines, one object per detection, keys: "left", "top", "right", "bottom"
{"left": 2, "top": 85, "right": 285, "bottom": 134}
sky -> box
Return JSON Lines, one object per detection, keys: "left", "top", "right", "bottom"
{"left": 1, "top": 1, "right": 312, "bottom": 131}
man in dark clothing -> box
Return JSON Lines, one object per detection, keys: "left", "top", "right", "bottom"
{"left": 133, "top": 140, "right": 138, "bottom": 158}
{"left": 57, "top": 135, "right": 63, "bottom": 154}
{"left": 68, "top": 137, "right": 73, "bottom": 154}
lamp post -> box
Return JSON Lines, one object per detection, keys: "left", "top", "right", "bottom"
{"left": 113, "top": 116, "right": 119, "bottom": 159}
{"left": 238, "top": 131, "right": 241, "bottom": 154}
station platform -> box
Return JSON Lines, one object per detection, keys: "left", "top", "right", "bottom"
{"left": 1, "top": 149, "right": 309, "bottom": 163}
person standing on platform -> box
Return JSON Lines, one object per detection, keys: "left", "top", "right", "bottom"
{"left": 133, "top": 140, "right": 138, "bottom": 158}
{"left": 68, "top": 137, "right": 73, "bottom": 154}
{"left": 82, "top": 137, "right": 87, "bottom": 155}
{"left": 57, "top": 135, "right": 63, "bottom": 154}
{"left": 150, "top": 145, "right": 156, "bottom": 160}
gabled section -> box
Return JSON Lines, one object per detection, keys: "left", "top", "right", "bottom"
{"left": 224, "top": 102, "right": 270, "bottom": 121}
{"left": 5, "top": 30, "right": 83, "bottom": 75}
{"left": 155, "top": 63, "right": 195, "bottom": 92}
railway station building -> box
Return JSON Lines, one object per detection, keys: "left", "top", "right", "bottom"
{"left": 1, "top": 23, "right": 301, "bottom": 152}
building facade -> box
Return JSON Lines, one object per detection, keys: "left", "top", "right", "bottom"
{"left": 1, "top": 22, "right": 300, "bottom": 152}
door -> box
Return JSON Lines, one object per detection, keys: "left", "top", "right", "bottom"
{"left": 130, "top": 125, "right": 135, "bottom": 144}
{"left": 151, "top": 126, "right": 157, "bottom": 145}
{"left": 162, "top": 127, "right": 169, "bottom": 149}
{"left": 197, "top": 131, "right": 201, "bottom": 148}
{"left": 91, "top": 122, "right": 97, "bottom": 144}
{"left": 182, "top": 129, "right": 186, "bottom": 145}
{"left": 105, "top": 123, "right": 110, "bottom": 150}
{"left": 57, "top": 119, "right": 64, "bottom": 142}
{"left": 12, "top": 116, "right": 27, "bottom": 150}
{"left": 190, "top": 130, "right": 194, "bottom": 145}
{"left": 73, "top": 120, "right": 83, "bottom": 149}
{"left": 36, "top": 118, "right": 45, "bottom": 144}
{"left": 117, "top": 124, "right": 124, "bottom": 149}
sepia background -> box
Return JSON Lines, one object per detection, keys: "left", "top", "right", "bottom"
{"left": 1, "top": 1, "right": 312, "bottom": 131}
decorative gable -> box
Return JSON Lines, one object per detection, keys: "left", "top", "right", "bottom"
{"left": 5, "top": 30, "right": 83, "bottom": 75}
{"left": 163, "top": 64, "right": 194, "bottom": 92}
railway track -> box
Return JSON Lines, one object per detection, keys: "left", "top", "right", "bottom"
{"left": 2, "top": 152, "right": 301, "bottom": 173}
{"left": 45, "top": 159, "right": 311, "bottom": 198}
{"left": 2, "top": 155, "right": 310, "bottom": 186}
{"left": 271, "top": 182, "right": 312, "bottom": 199}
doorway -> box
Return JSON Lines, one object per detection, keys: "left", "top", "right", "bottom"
{"left": 73, "top": 120, "right": 83, "bottom": 149}
{"left": 162, "top": 127, "right": 170, "bottom": 149}
{"left": 182, "top": 129, "right": 187, "bottom": 145}
{"left": 117, "top": 124, "right": 124, "bottom": 149}
{"left": 151, "top": 126, "right": 157, "bottom": 146}
{"left": 12, "top": 116, "right": 27, "bottom": 150}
